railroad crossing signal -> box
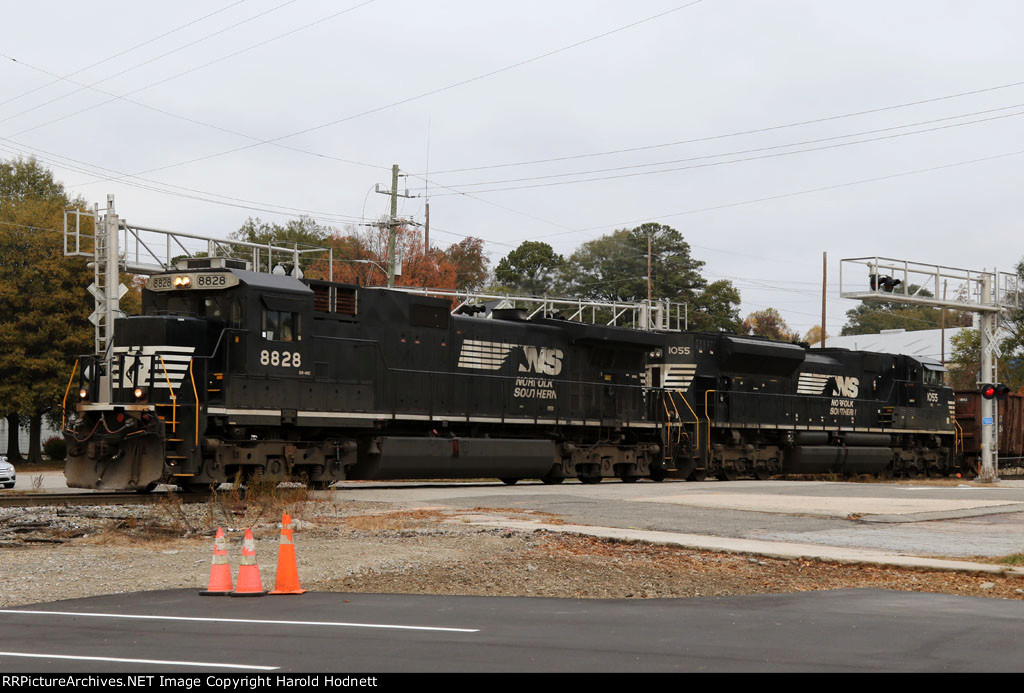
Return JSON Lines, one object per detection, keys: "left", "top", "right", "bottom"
{"left": 981, "top": 383, "right": 1011, "bottom": 400}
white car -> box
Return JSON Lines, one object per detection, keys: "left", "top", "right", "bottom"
{"left": 0, "top": 456, "right": 14, "bottom": 489}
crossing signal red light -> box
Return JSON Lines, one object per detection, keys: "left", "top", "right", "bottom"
{"left": 982, "top": 383, "right": 1011, "bottom": 400}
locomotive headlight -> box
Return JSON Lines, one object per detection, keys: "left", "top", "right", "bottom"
{"left": 133, "top": 387, "right": 146, "bottom": 400}
{"left": 79, "top": 387, "right": 88, "bottom": 400}
{"left": 173, "top": 275, "right": 191, "bottom": 288}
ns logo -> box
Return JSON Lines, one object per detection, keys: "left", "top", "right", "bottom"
{"left": 832, "top": 376, "right": 859, "bottom": 398}
{"left": 520, "top": 346, "right": 564, "bottom": 376}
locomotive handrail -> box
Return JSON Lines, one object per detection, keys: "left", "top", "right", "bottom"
{"left": 704, "top": 389, "right": 716, "bottom": 458}
{"left": 671, "top": 389, "right": 700, "bottom": 450}
{"left": 189, "top": 359, "right": 199, "bottom": 446}
{"left": 157, "top": 356, "right": 178, "bottom": 433}
{"left": 61, "top": 359, "right": 80, "bottom": 428}
{"left": 953, "top": 417, "right": 964, "bottom": 454}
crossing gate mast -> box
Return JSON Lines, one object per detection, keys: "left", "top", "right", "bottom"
{"left": 840, "top": 257, "right": 1020, "bottom": 482}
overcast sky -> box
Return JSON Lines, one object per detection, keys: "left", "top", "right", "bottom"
{"left": 2, "top": 0, "right": 1022, "bottom": 336}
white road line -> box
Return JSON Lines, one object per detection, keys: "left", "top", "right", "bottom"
{"left": 0, "top": 610, "right": 479, "bottom": 633}
{"left": 0, "top": 651, "right": 277, "bottom": 670}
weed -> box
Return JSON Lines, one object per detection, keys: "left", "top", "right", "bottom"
{"left": 206, "top": 470, "right": 312, "bottom": 532}
{"left": 995, "top": 553, "right": 1024, "bottom": 566}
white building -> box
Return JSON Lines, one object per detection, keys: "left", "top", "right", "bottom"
{"left": 810, "top": 327, "right": 973, "bottom": 363}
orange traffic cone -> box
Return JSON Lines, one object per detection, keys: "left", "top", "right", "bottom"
{"left": 199, "top": 527, "right": 233, "bottom": 596}
{"left": 230, "top": 528, "right": 267, "bottom": 597}
{"left": 270, "top": 513, "right": 307, "bottom": 595}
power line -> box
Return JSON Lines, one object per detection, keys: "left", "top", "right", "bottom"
{"left": 3, "top": 0, "right": 377, "bottom": 144}
{"left": 0, "top": 0, "right": 303, "bottom": 128}
{"left": 64, "top": 1, "right": 706, "bottom": 186}
{"left": 515, "top": 146, "right": 1024, "bottom": 243}
{"left": 0, "top": 0, "right": 250, "bottom": 111}
{"left": 0, "top": 50, "right": 385, "bottom": 175}
{"left": 426, "top": 107, "right": 1024, "bottom": 196}
{"left": 0, "top": 140, "right": 371, "bottom": 225}
{"left": 414, "top": 77, "right": 1024, "bottom": 176}
{"left": 420, "top": 101, "right": 1024, "bottom": 190}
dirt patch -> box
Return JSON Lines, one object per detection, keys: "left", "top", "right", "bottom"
{"left": 1, "top": 498, "right": 1022, "bottom": 608}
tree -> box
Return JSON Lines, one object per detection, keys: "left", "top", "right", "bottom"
{"left": 0, "top": 157, "right": 92, "bottom": 463}
{"left": 946, "top": 260, "right": 1024, "bottom": 391}
{"left": 841, "top": 285, "right": 971, "bottom": 335}
{"left": 443, "top": 237, "right": 489, "bottom": 291}
{"left": 560, "top": 224, "right": 742, "bottom": 332}
{"left": 494, "top": 241, "right": 565, "bottom": 295}
{"left": 325, "top": 225, "right": 457, "bottom": 290}
{"left": 804, "top": 325, "right": 827, "bottom": 345}
{"left": 230, "top": 216, "right": 333, "bottom": 274}
{"left": 743, "top": 308, "right": 800, "bottom": 342}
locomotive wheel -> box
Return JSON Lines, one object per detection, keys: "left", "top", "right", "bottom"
{"left": 716, "top": 467, "right": 739, "bottom": 482}
{"left": 577, "top": 472, "right": 603, "bottom": 484}
{"left": 753, "top": 468, "right": 772, "bottom": 481}
{"left": 541, "top": 475, "right": 565, "bottom": 485}
{"left": 649, "top": 466, "right": 667, "bottom": 482}
{"left": 500, "top": 478, "right": 521, "bottom": 486}
{"left": 687, "top": 468, "right": 707, "bottom": 482}
{"left": 136, "top": 481, "right": 159, "bottom": 494}
{"left": 619, "top": 474, "right": 639, "bottom": 483}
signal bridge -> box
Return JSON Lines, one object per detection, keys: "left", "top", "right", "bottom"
{"left": 840, "top": 256, "right": 1021, "bottom": 483}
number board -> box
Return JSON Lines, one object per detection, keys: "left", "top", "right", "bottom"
{"left": 147, "top": 273, "right": 241, "bottom": 291}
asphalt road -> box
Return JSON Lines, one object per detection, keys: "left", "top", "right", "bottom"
{"left": 0, "top": 589, "right": 1020, "bottom": 672}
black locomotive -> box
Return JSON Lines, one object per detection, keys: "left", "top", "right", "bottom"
{"left": 62, "top": 258, "right": 961, "bottom": 491}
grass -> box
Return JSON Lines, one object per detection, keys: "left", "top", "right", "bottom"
{"left": 995, "top": 553, "right": 1024, "bottom": 566}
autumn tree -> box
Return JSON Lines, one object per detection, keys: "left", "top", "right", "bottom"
{"left": 0, "top": 157, "right": 92, "bottom": 463}
{"left": 804, "top": 325, "right": 828, "bottom": 346}
{"left": 326, "top": 225, "right": 457, "bottom": 290}
{"left": 443, "top": 237, "right": 489, "bottom": 291}
{"left": 743, "top": 308, "right": 800, "bottom": 342}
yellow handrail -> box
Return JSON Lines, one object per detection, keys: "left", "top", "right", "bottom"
{"left": 703, "top": 389, "right": 717, "bottom": 458}
{"left": 661, "top": 394, "right": 673, "bottom": 454}
{"left": 189, "top": 359, "right": 199, "bottom": 446}
{"left": 953, "top": 418, "right": 964, "bottom": 454}
{"left": 672, "top": 389, "right": 701, "bottom": 450}
{"left": 158, "top": 356, "right": 177, "bottom": 432}
{"left": 61, "top": 359, "right": 79, "bottom": 428}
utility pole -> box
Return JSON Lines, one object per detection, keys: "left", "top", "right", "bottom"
{"left": 821, "top": 251, "right": 827, "bottom": 348}
{"left": 424, "top": 201, "right": 430, "bottom": 250}
{"left": 387, "top": 165, "right": 399, "bottom": 287}
{"left": 374, "top": 164, "right": 416, "bottom": 287}
{"left": 647, "top": 229, "right": 653, "bottom": 303}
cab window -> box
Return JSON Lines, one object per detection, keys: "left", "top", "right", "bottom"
{"left": 263, "top": 310, "right": 300, "bottom": 342}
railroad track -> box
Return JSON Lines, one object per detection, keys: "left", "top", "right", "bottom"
{"left": 0, "top": 490, "right": 213, "bottom": 508}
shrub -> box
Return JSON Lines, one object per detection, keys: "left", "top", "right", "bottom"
{"left": 43, "top": 436, "right": 67, "bottom": 461}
